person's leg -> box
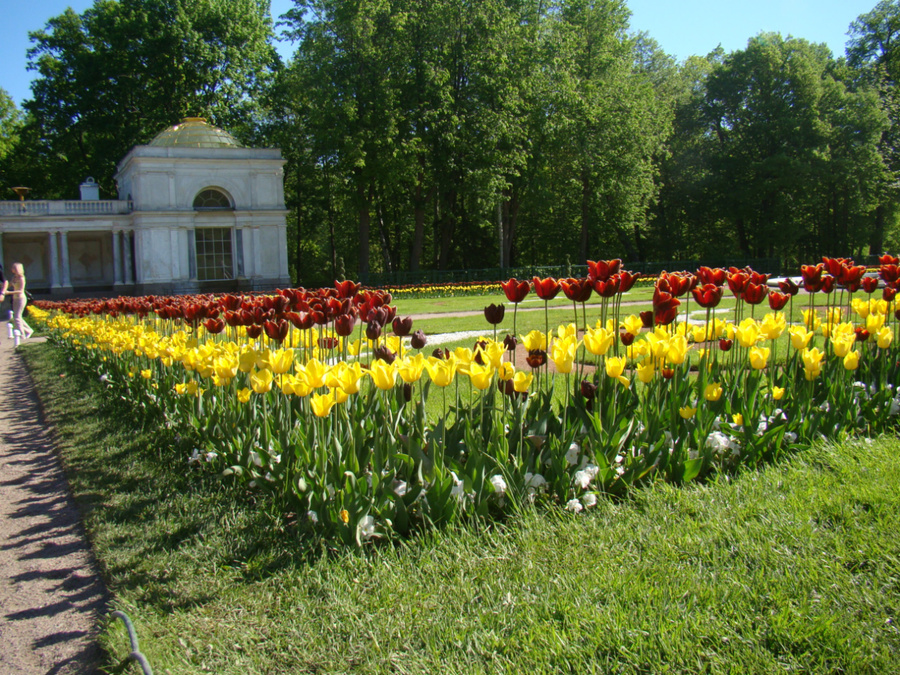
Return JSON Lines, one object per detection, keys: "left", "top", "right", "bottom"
{"left": 12, "top": 296, "right": 26, "bottom": 337}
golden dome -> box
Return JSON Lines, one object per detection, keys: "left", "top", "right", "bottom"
{"left": 149, "top": 117, "right": 242, "bottom": 148}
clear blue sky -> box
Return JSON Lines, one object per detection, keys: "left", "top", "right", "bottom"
{"left": 0, "top": 0, "right": 881, "bottom": 108}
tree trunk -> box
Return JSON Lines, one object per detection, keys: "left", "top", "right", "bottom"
{"left": 357, "top": 179, "right": 372, "bottom": 282}
{"left": 580, "top": 171, "right": 591, "bottom": 264}
{"left": 870, "top": 204, "right": 886, "bottom": 256}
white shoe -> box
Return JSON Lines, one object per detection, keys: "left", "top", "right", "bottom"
{"left": 6, "top": 324, "right": 12, "bottom": 339}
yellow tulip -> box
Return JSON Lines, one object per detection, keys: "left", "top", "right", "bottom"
{"left": 463, "top": 362, "right": 494, "bottom": 390}
{"left": 704, "top": 382, "right": 723, "bottom": 402}
{"left": 831, "top": 334, "right": 854, "bottom": 358}
{"left": 801, "top": 347, "right": 825, "bottom": 380}
{"left": 732, "top": 413, "right": 744, "bottom": 427}
{"left": 238, "top": 348, "right": 258, "bottom": 373}
{"left": 302, "top": 358, "right": 329, "bottom": 389}
{"left": 498, "top": 362, "right": 515, "bottom": 381}
{"left": 583, "top": 326, "right": 615, "bottom": 356}
{"left": 550, "top": 336, "right": 579, "bottom": 374}
{"left": 140, "top": 369, "right": 152, "bottom": 379}
{"left": 621, "top": 314, "right": 643, "bottom": 336}
{"left": 332, "top": 386, "right": 349, "bottom": 404}
{"left": 605, "top": 356, "right": 630, "bottom": 388}
{"left": 310, "top": 391, "right": 336, "bottom": 417}
{"left": 851, "top": 297, "right": 870, "bottom": 319}
{"left": 877, "top": 326, "right": 893, "bottom": 349}
{"left": 369, "top": 360, "right": 397, "bottom": 390}
{"left": 789, "top": 326, "right": 814, "bottom": 350}
{"left": 214, "top": 355, "right": 239, "bottom": 380}
{"left": 481, "top": 341, "right": 506, "bottom": 370}
{"left": 748, "top": 345, "right": 770, "bottom": 370}
{"left": 772, "top": 386, "right": 785, "bottom": 401}
{"left": 453, "top": 347, "right": 474, "bottom": 367}
{"left": 237, "top": 387, "right": 252, "bottom": 404}
{"left": 261, "top": 348, "right": 295, "bottom": 375}
{"left": 801, "top": 309, "right": 821, "bottom": 331}
{"left": 425, "top": 357, "right": 457, "bottom": 387}
{"left": 250, "top": 368, "right": 274, "bottom": 394}
{"left": 396, "top": 354, "right": 426, "bottom": 385}
{"left": 759, "top": 312, "right": 786, "bottom": 340}
{"left": 555, "top": 323, "right": 577, "bottom": 340}
{"left": 512, "top": 370, "right": 533, "bottom": 393}
{"left": 843, "top": 350, "right": 860, "bottom": 371}
{"left": 866, "top": 312, "right": 886, "bottom": 334}
{"left": 520, "top": 330, "right": 547, "bottom": 351}
{"left": 679, "top": 406, "right": 696, "bottom": 419}
{"left": 734, "top": 318, "right": 760, "bottom": 349}
{"left": 636, "top": 359, "right": 655, "bottom": 384}
{"left": 666, "top": 334, "right": 690, "bottom": 366}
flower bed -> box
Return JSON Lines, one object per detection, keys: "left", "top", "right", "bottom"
{"left": 33, "top": 256, "right": 900, "bottom": 545}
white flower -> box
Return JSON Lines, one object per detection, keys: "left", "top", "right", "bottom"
{"left": 358, "top": 515, "right": 376, "bottom": 540}
{"left": 307, "top": 510, "right": 319, "bottom": 524}
{"left": 784, "top": 431, "right": 798, "bottom": 444}
{"left": 890, "top": 397, "right": 900, "bottom": 416}
{"left": 205, "top": 451, "right": 218, "bottom": 462}
{"left": 582, "top": 493, "right": 597, "bottom": 508}
{"left": 565, "top": 442, "right": 581, "bottom": 466}
{"left": 393, "top": 480, "right": 408, "bottom": 497}
{"left": 573, "top": 464, "right": 599, "bottom": 490}
{"left": 99, "top": 373, "right": 109, "bottom": 383}
{"left": 250, "top": 451, "right": 263, "bottom": 467}
{"left": 524, "top": 472, "right": 547, "bottom": 489}
{"left": 450, "top": 472, "right": 465, "bottom": 499}
{"left": 264, "top": 472, "right": 275, "bottom": 482}
{"left": 188, "top": 448, "right": 202, "bottom": 464}
{"left": 565, "top": 498, "right": 583, "bottom": 513}
{"left": 490, "top": 474, "right": 508, "bottom": 495}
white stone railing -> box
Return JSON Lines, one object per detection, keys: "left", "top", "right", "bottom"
{"left": 0, "top": 200, "right": 133, "bottom": 216}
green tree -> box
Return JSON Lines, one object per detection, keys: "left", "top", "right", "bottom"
{"left": 19, "top": 0, "right": 278, "bottom": 198}
{"left": 0, "top": 88, "right": 23, "bottom": 195}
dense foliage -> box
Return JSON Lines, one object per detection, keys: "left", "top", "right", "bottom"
{"left": 4, "top": 1, "right": 900, "bottom": 284}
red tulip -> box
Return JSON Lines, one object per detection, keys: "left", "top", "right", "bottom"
{"left": 767, "top": 291, "right": 789, "bottom": 311}
{"left": 742, "top": 282, "right": 767, "bottom": 305}
{"left": 778, "top": 277, "right": 800, "bottom": 296}
{"left": 880, "top": 264, "right": 900, "bottom": 284}
{"left": 484, "top": 304, "right": 506, "bottom": 325}
{"left": 862, "top": 276, "right": 880, "bottom": 294}
{"left": 884, "top": 286, "right": 897, "bottom": 302}
{"left": 561, "top": 278, "right": 593, "bottom": 303}
{"left": 879, "top": 254, "right": 899, "bottom": 265}
{"left": 501, "top": 278, "right": 530, "bottom": 303}
{"left": 335, "top": 279, "right": 361, "bottom": 299}
{"left": 616, "top": 270, "right": 640, "bottom": 293}
{"left": 691, "top": 283, "right": 723, "bottom": 308}
{"left": 719, "top": 338, "right": 733, "bottom": 352}
{"left": 801, "top": 264, "right": 825, "bottom": 292}
{"left": 526, "top": 350, "right": 547, "bottom": 369}
{"left": 727, "top": 271, "right": 750, "bottom": 298}
{"left": 587, "top": 259, "right": 621, "bottom": 282}
{"left": 532, "top": 277, "right": 561, "bottom": 301}
{"left": 696, "top": 266, "right": 726, "bottom": 286}
{"left": 246, "top": 324, "right": 263, "bottom": 339}
{"left": 652, "top": 289, "right": 680, "bottom": 326}
{"left": 593, "top": 276, "right": 620, "bottom": 298}
{"left": 620, "top": 331, "right": 635, "bottom": 346}
{"left": 392, "top": 316, "right": 413, "bottom": 336}
{"left": 203, "top": 318, "right": 226, "bottom": 334}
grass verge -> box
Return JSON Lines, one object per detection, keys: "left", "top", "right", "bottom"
{"left": 24, "top": 341, "right": 900, "bottom": 674}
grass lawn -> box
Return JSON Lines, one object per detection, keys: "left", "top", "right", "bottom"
{"left": 23, "top": 340, "right": 900, "bottom": 674}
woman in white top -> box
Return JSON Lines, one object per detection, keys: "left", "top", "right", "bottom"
{"left": 7, "top": 262, "right": 33, "bottom": 340}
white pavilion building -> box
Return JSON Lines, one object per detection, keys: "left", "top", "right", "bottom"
{"left": 0, "top": 117, "right": 292, "bottom": 297}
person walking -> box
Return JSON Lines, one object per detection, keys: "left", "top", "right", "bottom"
{"left": 7, "top": 262, "right": 33, "bottom": 345}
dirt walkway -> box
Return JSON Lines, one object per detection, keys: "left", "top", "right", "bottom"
{"left": 0, "top": 335, "right": 107, "bottom": 674}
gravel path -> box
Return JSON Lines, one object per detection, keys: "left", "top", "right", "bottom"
{"left": 0, "top": 335, "right": 107, "bottom": 674}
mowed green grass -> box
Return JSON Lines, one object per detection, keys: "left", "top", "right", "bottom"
{"left": 23, "top": 341, "right": 900, "bottom": 674}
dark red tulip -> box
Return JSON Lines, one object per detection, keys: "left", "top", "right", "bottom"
{"left": 719, "top": 338, "right": 733, "bottom": 352}
{"left": 691, "top": 283, "right": 723, "bottom": 308}
{"left": 532, "top": 277, "right": 561, "bottom": 301}
{"left": 373, "top": 345, "right": 396, "bottom": 364}
{"left": 640, "top": 311, "right": 654, "bottom": 328}
{"left": 504, "top": 334, "right": 518, "bottom": 352}
{"left": 335, "top": 279, "right": 361, "bottom": 299}
{"left": 862, "top": 276, "right": 880, "bottom": 293}
{"left": 246, "top": 324, "right": 263, "bottom": 339}
{"left": 778, "top": 277, "right": 800, "bottom": 296}
{"left": 484, "top": 303, "right": 506, "bottom": 325}
{"left": 620, "top": 331, "right": 635, "bottom": 346}
{"left": 561, "top": 278, "right": 593, "bottom": 303}
{"left": 526, "top": 350, "right": 547, "bottom": 369}
{"left": 318, "top": 336, "right": 339, "bottom": 350}
{"left": 366, "top": 321, "right": 383, "bottom": 340}
{"left": 501, "top": 278, "right": 530, "bottom": 303}
{"left": 432, "top": 348, "right": 450, "bottom": 360}
{"left": 411, "top": 330, "right": 428, "bottom": 350}
{"left": 884, "top": 286, "right": 897, "bottom": 302}
{"left": 286, "top": 311, "right": 315, "bottom": 331}
{"left": 880, "top": 264, "right": 900, "bottom": 284}
{"left": 661, "top": 368, "right": 675, "bottom": 380}
{"left": 392, "top": 316, "right": 413, "bottom": 336}
{"left": 203, "top": 318, "right": 226, "bottom": 334}
{"left": 264, "top": 319, "right": 289, "bottom": 343}
{"left": 855, "top": 327, "right": 870, "bottom": 343}
{"left": 821, "top": 275, "right": 835, "bottom": 294}
{"left": 727, "top": 271, "right": 750, "bottom": 298}
{"left": 334, "top": 313, "right": 357, "bottom": 337}
{"left": 652, "top": 289, "right": 680, "bottom": 326}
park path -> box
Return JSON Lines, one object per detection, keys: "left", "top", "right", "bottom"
{"left": 0, "top": 334, "right": 107, "bottom": 674}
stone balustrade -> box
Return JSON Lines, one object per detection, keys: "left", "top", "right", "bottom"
{"left": 0, "top": 200, "right": 133, "bottom": 217}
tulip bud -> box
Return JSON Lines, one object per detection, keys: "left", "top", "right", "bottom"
{"left": 504, "top": 334, "right": 518, "bottom": 352}
{"left": 483, "top": 303, "right": 505, "bottom": 325}
{"left": 719, "top": 338, "right": 733, "bottom": 352}
{"left": 366, "top": 321, "right": 383, "bottom": 341}
{"left": 411, "top": 330, "right": 428, "bottom": 350}
{"left": 373, "top": 345, "right": 396, "bottom": 364}
{"left": 620, "top": 331, "right": 635, "bottom": 346}
{"left": 392, "top": 316, "right": 413, "bottom": 337}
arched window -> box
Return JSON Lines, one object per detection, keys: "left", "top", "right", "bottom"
{"left": 193, "top": 188, "right": 233, "bottom": 210}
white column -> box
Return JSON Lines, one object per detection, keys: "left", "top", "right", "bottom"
{"left": 123, "top": 232, "right": 134, "bottom": 284}
{"left": 48, "top": 231, "right": 60, "bottom": 290}
{"left": 112, "top": 230, "right": 123, "bottom": 286}
{"left": 59, "top": 231, "right": 72, "bottom": 290}
{"left": 0, "top": 232, "right": 5, "bottom": 272}
{"left": 252, "top": 226, "right": 261, "bottom": 279}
